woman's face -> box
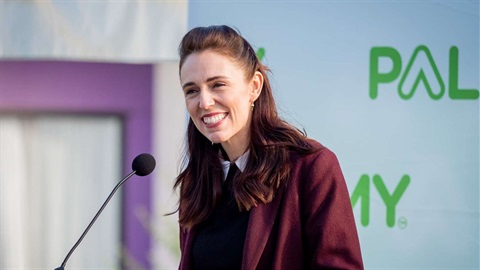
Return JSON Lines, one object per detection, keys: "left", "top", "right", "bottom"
{"left": 180, "top": 50, "right": 262, "bottom": 159}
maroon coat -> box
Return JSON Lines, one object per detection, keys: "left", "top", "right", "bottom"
{"left": 179, "top": 142, "right": 363, "bottom": 270}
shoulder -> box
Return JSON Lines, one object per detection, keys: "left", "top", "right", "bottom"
{"left": 291, "top": 138, "right": 340, "bottom": 169}
{"left": 289, "top": 138, "right": 345, "bottom": 191}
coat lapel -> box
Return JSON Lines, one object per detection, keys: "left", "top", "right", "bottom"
{"left": 242, "top": 186, "right": 285, "bottom": 270}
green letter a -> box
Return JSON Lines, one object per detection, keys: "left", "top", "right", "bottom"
{"left": 398, "top": 45, "right": 445, "bottom": 100}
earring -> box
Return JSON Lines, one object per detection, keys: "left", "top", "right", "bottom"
{"left": 251, "top": 102, "right": 255, "bottom": 111}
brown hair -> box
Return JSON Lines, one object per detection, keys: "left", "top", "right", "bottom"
{"left": 175, "top": 25, "right": 316, "bottom": 228}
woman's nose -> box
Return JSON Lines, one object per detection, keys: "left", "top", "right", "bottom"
{"left": 199, "top": 91, "right": 215, "bottom": 109}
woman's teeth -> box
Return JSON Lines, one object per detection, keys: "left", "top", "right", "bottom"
{"left": 203, "top": 113, "right": 227, "bottom": 124}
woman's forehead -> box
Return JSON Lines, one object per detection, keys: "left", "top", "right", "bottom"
{"left": 180, "top": 51, "right": 245, "bottom": 83}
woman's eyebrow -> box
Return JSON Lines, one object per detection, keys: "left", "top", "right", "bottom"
{"left": 206, "top": 75, "right": 228, "bottom": 83}
{"left": 182, "top": 76, "right": 229, "bottom": 89}
{"left": 182, "top": 81, "right": 196, "bottom": 89}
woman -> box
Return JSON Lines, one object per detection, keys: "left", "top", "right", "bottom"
{"left": 175, "top": 25, "right": 363, "bottom": 270}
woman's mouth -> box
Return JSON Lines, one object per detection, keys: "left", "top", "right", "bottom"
{"left": 202, "top": 113, "right": 228, "bottom": 125}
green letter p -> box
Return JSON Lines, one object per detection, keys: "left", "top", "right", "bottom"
{"left": 370, "top": 47, "right": 402, "bottom": 99}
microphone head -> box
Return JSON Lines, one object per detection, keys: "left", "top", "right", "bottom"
{"left": 132, "top": 153, "right": 156, "bottom": 176}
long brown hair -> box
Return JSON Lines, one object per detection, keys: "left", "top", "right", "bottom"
{"left": 175, "top": 25, "right": 316, "bottom": 228}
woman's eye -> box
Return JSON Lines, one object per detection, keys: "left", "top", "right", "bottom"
{"left": 213, "top": 82, "right": 226, "bottom": 88}
{"left": 185, "top": 89, "right": 197, "bottom": 96}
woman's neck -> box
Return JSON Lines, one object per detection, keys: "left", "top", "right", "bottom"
{"left": 221, "top": 140, "right": 249, "bottom": 162}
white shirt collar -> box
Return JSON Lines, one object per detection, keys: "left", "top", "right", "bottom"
{"left": 220, "top": 150, "right": 249, "bottom": 180}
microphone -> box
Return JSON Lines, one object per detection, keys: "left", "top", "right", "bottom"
{"left": 54, "top": 153, "right": 156, "bottom": 270}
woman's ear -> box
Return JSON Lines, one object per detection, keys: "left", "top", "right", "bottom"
{"left": 250, "top": 71, "right": 264, "bottom": 102}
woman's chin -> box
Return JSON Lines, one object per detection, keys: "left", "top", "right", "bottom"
{"left": 210, "top": 139, "right": 225, "bottom": 144}
{"left": 206, "top": 135, "right": 225, "bottom": 144}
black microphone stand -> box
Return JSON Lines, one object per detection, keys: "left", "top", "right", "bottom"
{"left": 54, "top": 171, "right": 136, "bottom": 270}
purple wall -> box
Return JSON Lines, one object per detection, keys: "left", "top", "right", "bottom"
{"left": 0, "top": 60, "right": 153, "bottom": 268}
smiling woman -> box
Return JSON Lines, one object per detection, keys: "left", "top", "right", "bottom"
{"left": 173, "top": 25, "right": 364, "bottom": 270}
{"left": 180, "top": 50, "right": 262, "bottom": 161}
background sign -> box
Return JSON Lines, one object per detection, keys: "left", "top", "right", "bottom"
{"left": 188, "top": 1, "right": 479, "bottom": 268}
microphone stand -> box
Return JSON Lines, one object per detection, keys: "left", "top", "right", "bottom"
{"left": 55, "top": 171, "right": 136, "bottom": 270}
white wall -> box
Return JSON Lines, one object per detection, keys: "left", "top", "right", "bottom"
{"left": 151, "top": 62, "right": 186, "bottom": 269}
